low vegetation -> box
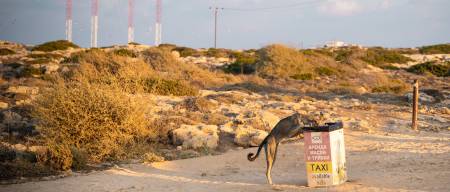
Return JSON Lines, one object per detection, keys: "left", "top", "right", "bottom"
{"left": 419, "top": 43, "right": 450, "bottom": 54}
{"left": 173, "top": 47, "right": 201, "bottom": 57}
{"left": 407, "top": 61, "right": 450, "bottom": 77}
{"left": 0, "top": 48, "right": 15, "bottom": 56}
{"left": 360, "top": 47, "right": 413, "bottom": 67}
{"left": 223, "top": 52, "right": 258, "bottom": 74}
{"left": 31, "top": 40, "right": 80, "bottom": 52}
{"left": 113, "top": 49, "right": 138, "bottom": 58}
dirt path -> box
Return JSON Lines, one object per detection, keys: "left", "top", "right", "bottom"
{"left": 1, "top": 130, "right": 449, "bottom": 192}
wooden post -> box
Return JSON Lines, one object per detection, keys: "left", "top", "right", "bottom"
{"left": 412, "top": 79, "right": 419, "bottom": 131}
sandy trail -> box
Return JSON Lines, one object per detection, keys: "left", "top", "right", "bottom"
{"left": 1, "top": 129, "right": 449, "bottom": 192}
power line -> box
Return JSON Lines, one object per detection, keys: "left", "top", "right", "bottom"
{"left": 223, "top": 0, "right": 325, "bottom": 12}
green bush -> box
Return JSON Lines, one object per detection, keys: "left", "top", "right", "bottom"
{"left": 315, "top": 66, "right": 336, "bottom": 76}
{"left": 0, "top": 48, "right": 15, "bottom": 56}
{"left": 19, "top": 66, "right": 43, "bottom": 78}
{"left": 128, "top": 42, "right": 141, "bottom": 46}
{"left": 291, "top": 73, "right": 314, "bottom": 80}
{"left": 46, "top": 144, "right": 73, "bottom": 171}
{"left": 32, "top": 40, "right": 80, "bottom": 52}
{"left": 360, "top": 48, "right": 412, "bottom": 66}
{"left": 26, "top": 58, "right": 52, "bottom": 64}
{"left": 173, "top": 47, "right": 201, "bottom": 57}
{"left": 407, "top": 62, "right": 450, "bottom": 77}
{"left": 158, "top": 43, "right": 177, "bottom": 50}
{"left": 223, "top": 52, "right": 257, "bottom": 74}
{"left": 70, "top": 147, "right": 88, "bottom": 170}
{"left": 419, "top": 44, "right": 450, "bottom": 54}
{"left": 372, "top": 85, "right": 407, "bottom": 94}
{"left": 206, "top": 48, "right": 230, "bottom": 58}
{"left": 334, "top": 49, "right": 354, "bottom": 63}
{"left": 29, "top": 53, "right": 64, "bottom": 60}
{"left": 113, "top": 49, "right": 137, "bottom": 58}
{"left": 143, "top": 78, "right": 198, "bottom": 96}
{"left": 380, "top": 65, "right": 400, "bottom": 70}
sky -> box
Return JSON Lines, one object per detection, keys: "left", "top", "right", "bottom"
{"left": 0, "top": 0, "right": 449, "bottom": 49}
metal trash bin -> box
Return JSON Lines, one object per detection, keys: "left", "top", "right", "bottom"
{"left": 303, "top": 122, "right": 347, "bottom": 187}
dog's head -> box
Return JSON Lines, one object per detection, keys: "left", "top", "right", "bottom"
{"left": 290, "top": 112, "right": 320, "bottom": 127}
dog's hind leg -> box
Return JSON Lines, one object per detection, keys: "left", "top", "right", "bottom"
{"left": 265, "top": 137, "right": 277, "bottom": 185}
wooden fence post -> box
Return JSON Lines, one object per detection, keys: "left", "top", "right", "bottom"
{"left": 412, "top": 79, "right": 419, "bottom": 131}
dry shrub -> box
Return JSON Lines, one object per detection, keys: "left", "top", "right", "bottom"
{"left": 257, "top": 44, "right": 311, "bottom": 78}
{"left": 45, "top": 144, "right": 73, "bottom": 171}
{"left": 70, "top": 49, "right": 153, "bottom": 93}
{"left": 70, "top": 147, "right": 88, "bottom": 170}
{"left": 66, "top": 49, "right": 198, "bottom": 96}
{"left": 203, "top": 113, "right": 228, "bottom": 125}
{"left": 142, "top": 78, "right": 198, "bottom": 96}
{"left": 32, "top": 81, "right": 153, "bottom": 164}
{"left": 257, "top": 44, "right": 359, "bottom": 79}
{"left": 141, "top": 47, "right": 240, "bottom": 88}
{"left": 360, "top": 73, "right": 409, "bottom": 94}
{"left": 143, "top": 152, "right": 165, "bottom": 163}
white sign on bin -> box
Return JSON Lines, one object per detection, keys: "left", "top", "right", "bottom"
{"left": 303, "top": 122, "right": 347, "bottom": 187}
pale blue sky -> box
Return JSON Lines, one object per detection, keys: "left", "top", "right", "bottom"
{"left": 0, "top": 0, "right": 449, "bottom": 49}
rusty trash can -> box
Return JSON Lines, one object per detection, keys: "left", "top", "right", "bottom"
{"left": 303, "top": 122, "right": 347, "bottom": 187}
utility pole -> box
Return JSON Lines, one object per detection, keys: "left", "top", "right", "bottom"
{"left": 128, "top": 0, "right": 134, "bottom": 43}
{"left": 155, "top": 0, "right": 162, "bottom": 46}
{"left": 91, "top": 0, "right": 99, "bottom": 47}
{"left": 210, "top": 6, "right": 223, "bottom": 48}
{"left": 65, "top": 0, "right": 72, "bottom": 42}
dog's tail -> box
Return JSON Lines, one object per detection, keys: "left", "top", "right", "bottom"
{"left": 247, "top": 136, "right": 268, "bottom": 161}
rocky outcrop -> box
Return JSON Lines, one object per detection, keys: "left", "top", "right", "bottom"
{"left": 172, "top": 124, "right": 219, "bottom": 150}
{"left": 405, "top": 92, "right": 436, "bottom": 103}
{"left": 234, "top": 126, "right": 268, "bottom": 147}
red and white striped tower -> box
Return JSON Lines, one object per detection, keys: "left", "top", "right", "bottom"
{"left": 128, "top": 0, "right": 134, "bottom": 43}
{"left": 155, "top": 0, "right": 162, "bottom": 46}
{"left": 91, "top": 0, "right": 99, "bottom": 47}
{"left": 65, "top": 0, "right": 73, "bottom": 42}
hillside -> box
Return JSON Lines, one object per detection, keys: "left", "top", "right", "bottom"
{"left": 0, "top": 40, "right": 449, "bottom": 191}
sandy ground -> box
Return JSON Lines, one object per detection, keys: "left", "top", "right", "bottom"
{"left": 1, "top": 129, "right": 449, "bottom": 192}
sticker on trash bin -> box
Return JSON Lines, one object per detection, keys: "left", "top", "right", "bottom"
{"left": 304, "top": 132, "right": 331, "bottom": 162}
{"left": 306, "top": 162, "right": 332, "bottom": 173}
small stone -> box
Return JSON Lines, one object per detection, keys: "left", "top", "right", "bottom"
{"left": 0, "top": 102, "right": 8, "bottom": 109}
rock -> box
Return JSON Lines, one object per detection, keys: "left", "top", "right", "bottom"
{"left": 12, "top": 144, "right": 27, "bottom": 151}
{"left": 259, "top": 111, "right": 280, "bottom": 129}
{"left": 234, "top": 126, "right": 268, "bottom": 147}
{"left": 355, "top": 87, "right": 368, "bottom": 94}
{"left": 343, "top": 119, "right": 372, "bottom": 133}
{"left": 0, "top": 102, "right": 8, "bottom": 109}
{"left": 171, "top": 51, "right": 180, "bottom": 58}
{"left": 42, "top": 64, "right": 59, "bottom": 74}
{"left": 6, "top": 86, "right": 39, "bottom": 95}
{"left": 172, "top": 124, "right": 219, "bottom": 150}
{"left": 219, "top": 121, "right": 235, "bottom": 134}
{"left": 28, "top": 145, "right": 47, "bottom": 153}
{"left": 405, "top": 92, "right": 435, "bottom": 103}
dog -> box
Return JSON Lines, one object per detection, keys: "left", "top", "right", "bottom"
{"left": 247, "top": 112, "right": 319, "bottom": 185}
